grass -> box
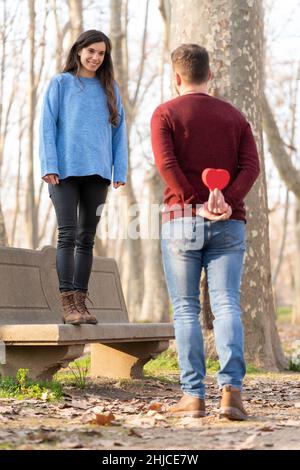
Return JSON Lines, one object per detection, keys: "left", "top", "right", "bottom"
{"left": 144, "top": 306, "right": 295, "bottom": 376}
{"left": 276, "top": 305, "right": 292, "bottom": 323}
{"left": 54, "top": 355, "right": 91, "bottom": 387}
{"left": 206, "top": 358, "right": 220, "bottom": 373}
{"left": 144, "top": 349, "right": 179, "bottom": 375}
{"left": 0, "top": 368, "right": 62, "bottom": 401}
{"left": 206, "top": 359, "right": 264, "bottom": 374}
{"left": 144, "top": 349, "right": 265, "bottom": 377}
{"left": 288, "top": 360, "right": 300, "bottom": 372}
{"left": 0, "top": 443, "right": 14, "bottom": 450}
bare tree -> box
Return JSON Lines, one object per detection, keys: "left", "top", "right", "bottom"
{"left": 0, "top": 0, "right": 12, "bottom": 246}
{"left": 11, "top": 96, "right": 26, "bottom": 246}
{"left": 140, "top": 167, "right": 170, "bottom": 322}
{"left": 170, "top": 0, "right": 286, "bottom": 369}
{"left": 294, "top": 200, "right": 300, "bottom": 324}
{"left": 272, "top": 189, "right": 290, "bottom": 286}
{"left": 110, "top": 0, "right": 151, "bottom": 320}
{"left": 67, "top": 0, "right": 83, "bottom": 45}
{"left": 26, "top": 0, "right": 39, "bottom": 248}
{"left": 139, "top": 0, "right": 171, "bottom": 322}
{"left": 51, "top": 0, "right": 70, "bottom": 73}
{"left": 263, "top": 63, "right": 300, "bottom": 323}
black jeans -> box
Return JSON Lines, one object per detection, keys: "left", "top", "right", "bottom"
{"left": 48, "top": 175, "right": 109, "bottom": 293}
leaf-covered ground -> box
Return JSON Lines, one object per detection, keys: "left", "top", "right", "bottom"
{"left": 0, "top": 373, "right": 299, "bottom": 450}
{"left": 0, "top": 320, "right": 299, "bottom": 451}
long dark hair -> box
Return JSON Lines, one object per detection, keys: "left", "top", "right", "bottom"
{"left": 63, "top": 30, "right": 119, "bottom": 126}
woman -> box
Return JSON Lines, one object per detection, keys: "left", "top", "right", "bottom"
{"left": 39, "top": 30, "right": 128, "bottom": 325}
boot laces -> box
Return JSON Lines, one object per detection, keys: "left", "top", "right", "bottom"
{"left": 76, "top": 291, "right": 94, "bottom": 313}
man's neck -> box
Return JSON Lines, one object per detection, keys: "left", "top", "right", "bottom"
{"left": 180, "top": 84, "right": 209, "bottom": 96}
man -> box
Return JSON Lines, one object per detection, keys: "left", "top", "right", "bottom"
{"left": 150, "top": 44, "right": 260, "bottom": 420}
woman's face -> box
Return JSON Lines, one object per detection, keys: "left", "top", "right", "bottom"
{"left": 78, "top": 41, "right": 106, "bottom": 76}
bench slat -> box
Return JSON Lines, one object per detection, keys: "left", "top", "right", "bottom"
{"left": 0, "top": 323, "right": 174, "bottom": 345}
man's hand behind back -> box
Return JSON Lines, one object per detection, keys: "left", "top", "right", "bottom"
{"left": 198, "top": 188, "right": 232, "bottom": 221}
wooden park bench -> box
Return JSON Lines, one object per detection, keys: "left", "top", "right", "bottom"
{"left": 0, "top": 246, "right": 174, "bottom": 380}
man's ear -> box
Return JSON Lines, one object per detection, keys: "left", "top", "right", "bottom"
{"left": 207, "top": 69, "right": 213, "bottom": 81}
{"left": 175, "top": 71, "right": 182, "bottom": 87}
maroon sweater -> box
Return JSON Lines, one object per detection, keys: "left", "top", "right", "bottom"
{"left": 151, "top": 93, "right": 260, "bottom": 223}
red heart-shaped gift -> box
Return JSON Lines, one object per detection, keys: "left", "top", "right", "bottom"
{"left": 202, "top": 168, "right": 230, "bottom": 191}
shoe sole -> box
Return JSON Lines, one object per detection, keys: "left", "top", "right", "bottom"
{"left": 167, "top": 411, "right": 206, "bottom": 418}
{"left": 219, "top": 406, "right": 247, "bottom": 421}
{"left": 63, "top": 319, "right": 85, "bottom": 326}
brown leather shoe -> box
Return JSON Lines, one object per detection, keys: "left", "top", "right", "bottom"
{"left": 60, "top": 291, "right": 86, "bottom": 325}
{"left": 74, "top": 291, "right": 98, "bottom": 325}
{"left": 168, "top": 394, "right": 205, "bottom": 418}
{"left": 219, "top": 385, "right": 248, "bottom": 421}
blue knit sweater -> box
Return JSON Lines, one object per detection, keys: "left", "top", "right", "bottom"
{"left": 39, "top": 72, "right": 128, "bottom": 182}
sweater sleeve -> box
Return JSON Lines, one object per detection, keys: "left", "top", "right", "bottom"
{"left": 151, "top": 107, "right": 200, "bottom": 205}
{"left": 112, "top": 85, "right": 128, "bottom": 183}
{"left": 223, "top": 121, "right": 260, "bottom": 208}
{"left": 39, "top": 76, "right": 60, "bottom": 177}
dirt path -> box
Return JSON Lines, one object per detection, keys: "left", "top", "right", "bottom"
{"left": 0, "top": 372, "right": 299, "bottom": 450}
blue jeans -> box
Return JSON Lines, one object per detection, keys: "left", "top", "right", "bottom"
{"left": 161, "top": 217, "right": 246, "bottom": 399}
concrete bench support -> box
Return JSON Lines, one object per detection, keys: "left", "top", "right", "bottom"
{"left": 90, "top": 340, "right": 169, "bottom": 379}
{"left": 1, "top": 345, "right": 85, "bottom": 380}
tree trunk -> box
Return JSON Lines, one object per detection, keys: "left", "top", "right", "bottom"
{"left": 52, "top": 0, "right": 70, "bottom": 73}
{"left": 11, "top": 102, "right": 25, "bottom": 247}
{"left": 272, "top": 189, "right": 289, "bottom": 286}
{"left": 293, "top": 200, "right": 300, "bottom": 324}
{"left": 140, "top": 167, "right": 170, "bottom": 322}
{"left": 0, "top": 205, "right": 8, "bottom": 246}
{"left": 110, "top": 0, "right": 144, "bottom": 321}
{"left": 262, "top": 65, "right": 300, "bottom": 324}
{"left": 0, "top": 0, "right": 9, "bottom": 246}
{"left": 26, "top": 0, "right": 38, "bottom": 249}
{"left": 138, "top": 0, "right": 170, "bottom": 323}
{"left": 170, "top": 0, "right": 286, "bottom": 369}
{"left": 67, "top": 0, "right": 83, "bottom": 44}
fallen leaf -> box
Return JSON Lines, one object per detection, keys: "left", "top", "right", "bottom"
{"left": 128, "top": 428, "right": 143, "bottom": 438}
{"left": 0, "top": 406, "right": 16, "bottom": 415}
{"left": 92, "top": 411, "right": 115, "bottom": 426}
{"left": 17, "top": 445, "right": 35, "bottom": 450}
{"left": 237, "top": 434, "right": 258, "bottom": 450}
{"left": 146, "top": 410, "right": 158, "bottom": 417}
{"left": 154, "top": 413, "right": 167, "bottom": 421}
{"left": 149, "top": 402, "right": 163, "bottom": 411}
{"left": 71, "top": 400, "right": 89, "bottom": 410}
{"left": 258, "top": 425, "right": 275, "bottom": 432}
{"left": 61, "top": 441, "right": 84, "bottom": 449}
{"left": 90, "top": 405, "right": 106, "bottom": 414}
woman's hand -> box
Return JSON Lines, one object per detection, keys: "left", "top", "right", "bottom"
{"left": 113, "top": 182, "right": 126, "bottom": 189}
{"left": 42, "top": 174, "right": 59, "bottom": 184}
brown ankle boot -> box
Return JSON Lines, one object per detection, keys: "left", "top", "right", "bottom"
{"left": 74, "top": 291, "right": 98, "bottom": 325}
{"left": 219, "top": 385, "right": 248, "bottom": 421}
{"left": 60, "top": 291, "right": 86, "bottom": 325}
{"left": 168, "top": 394, "right": 206, "bottom": 418}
